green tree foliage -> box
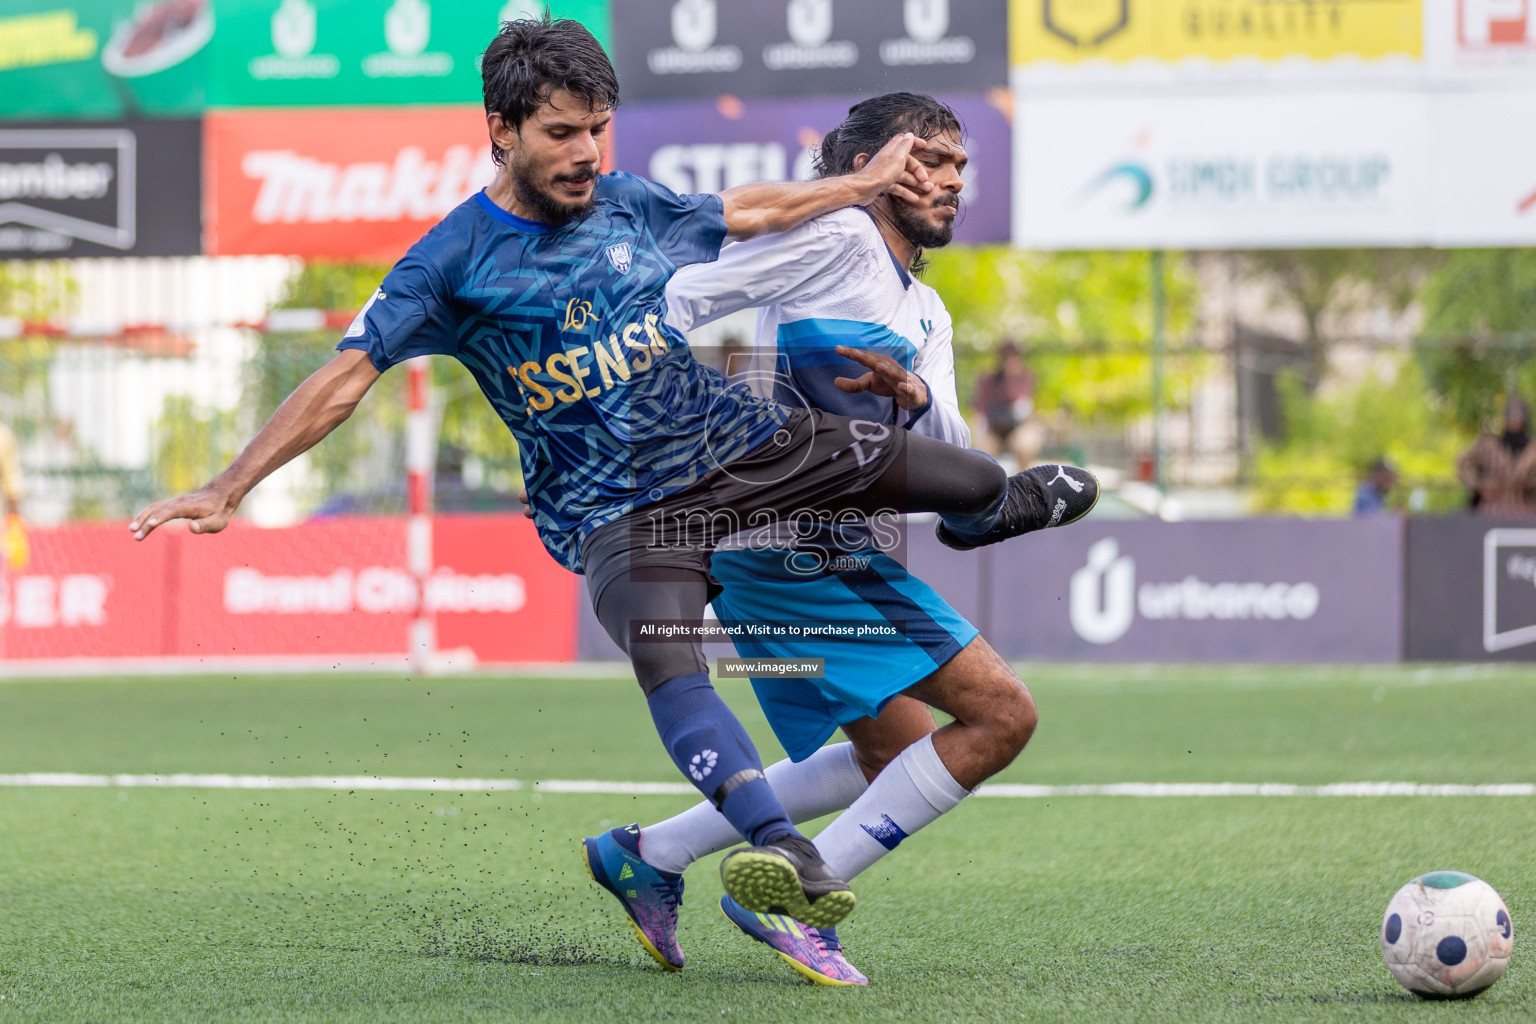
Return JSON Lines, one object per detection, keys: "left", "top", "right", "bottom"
{"left": 923, "top": 247, "right": 1200, "bottom": 423}
{"left": 152, "top": 395, "right": 240, "bottom": 498}
{"left": 1414, "top": 249, "right": 1536, "bottom": 431}
{"left": 1250, "top": 358, "right": 1469, "bottom": 516}
{"left": 1239, "top": 248, "right": 1436, "bottom": 389}
{"left": 253, "top": 261, "right": 521, "bottom": 511}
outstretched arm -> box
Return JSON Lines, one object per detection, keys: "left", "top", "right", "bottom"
{"left": 129, "top": 348, "right": 382, "bottom": 539}
{"left": 719, "top": 133, "right": 931, "bottom": 239}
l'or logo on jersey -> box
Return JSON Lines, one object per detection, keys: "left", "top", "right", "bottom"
{"left": 562, "top": 297, "right": 600, "bottom": 332}
{"left": 605, "top": 242, "right": 634, "bottom": 275}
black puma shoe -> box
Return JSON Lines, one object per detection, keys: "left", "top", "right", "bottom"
{"left": 936, "top": 464, "right": 1100, "bottom": 551}
{"left": 720, "top": 834, "right": 855, "bottom": 929}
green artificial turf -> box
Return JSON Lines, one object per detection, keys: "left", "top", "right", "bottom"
{"left": 0, "top": 665, "right": 1532, "bottom": 1022}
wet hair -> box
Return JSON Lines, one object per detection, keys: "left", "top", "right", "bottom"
{"left": 481, "top": 14, "right": 620, "bottom": 167}
{"left": 813, "top": 92, "right": 963, "bottom": 179}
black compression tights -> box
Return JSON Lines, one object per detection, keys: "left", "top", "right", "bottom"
{"left": 857, "top": 430, "right": 1008, "bottom": 518}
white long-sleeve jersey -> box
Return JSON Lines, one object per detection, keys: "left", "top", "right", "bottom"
{"left": 665, "top": 207, "right": 971, "bottom": 448}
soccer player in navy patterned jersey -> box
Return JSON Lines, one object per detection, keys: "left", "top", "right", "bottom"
{"left": 129, "top": 17, "right": 1081, "bottom": 930}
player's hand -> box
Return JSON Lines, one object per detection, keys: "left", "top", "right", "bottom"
{"left": 129, "top": 487, "right": 237, "bottom": 541}
{"left": 518, "top": 488, "right": 533, "bottom": 520}
{"left": 854, "top": 133, "right": 933, "bottom": 206}
{"left": 834, "top": 345, "right": 929, "bottom": 410}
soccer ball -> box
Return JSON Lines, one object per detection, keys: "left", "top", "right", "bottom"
{"left": 1380, "top": 871, "right": 1513, "bottom": 999}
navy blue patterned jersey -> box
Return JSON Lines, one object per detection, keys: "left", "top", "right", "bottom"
{"left": 338, "top": 172, "right": 788, "bottom": 572}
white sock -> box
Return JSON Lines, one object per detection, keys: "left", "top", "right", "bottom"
{"left": 813, "top": 733, "right": 970, "bottom": 881}
{"left": 639, "top": 741, "right": 869, "bottom": 875}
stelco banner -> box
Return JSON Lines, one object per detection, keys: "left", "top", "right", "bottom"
{"left": 205, "top": 106, "right": 494, "bottom": 259}
{"left": 1015, "top": 91, "right": 1433, "bottom": 249}
{"left": 613, "top": 91, "right": 1013, "bottom": 245}
{"left": 0, "top": 515, "right": 577, "bottom": 665}
{"left": 985, "top": 519, "right": 1406, "bottom": 662}
{"left": 612, "top": 0, "right": 1008, "bottom": 100}
{"left": 0, "top": 1, "right": 608, "bottom": 120}
{"left": 0, "top": 118, "right": 201, "bottom": 257}
{"left": 1405, "top": 517, "right": 1536, "bottom": 661}
{"left": 1011, "top": 0, "right": 1423, "bottom": 81}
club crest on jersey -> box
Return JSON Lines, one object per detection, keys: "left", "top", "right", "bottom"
{"left": 605, "top": 242, "right": 634, "bottom": 275}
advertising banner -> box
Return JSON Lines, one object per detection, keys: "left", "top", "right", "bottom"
{"left": 0, "top": 118, "right": 201, "bottom": 258}
{"left": 1426, "top": 0, "right": 1536, "bottom": 78}
{"left": 612, "top": 0, "right": 1008, "bottom": 101}
{"left": 205, "top": 106, "right": 494, "bottom": 259}
{"left": 1011, "top": 0, "right": 1422, "bottom": 82}
{"left": 208, "top": 0, "right": 609, "bottom": 109}
{"left": 613, "top": 92, "right": 1013, "bottom": 244}
{"left": 0, "top": 1, "right": 211, "bottom": 121}
{"left": 1, "top": 514, "right": 577, "bottom": 666}
{"left": 0, "top": 522, "right": 169, "bottom": 661}
{"left": 1015, "top": 92, "right": 1433, "bottom": 250}
{"left": 1431, "top": 90, "right": 1536, "bottom": 245}
{"left": 1405, "top": 517, "right": 1536, "bottom": 661}
{"left": 985, "top": 519, "right": 1405, "bottom": 662}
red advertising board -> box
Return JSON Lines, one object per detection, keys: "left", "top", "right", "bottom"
{"left": 1, "top": 514, "right": 577, "bottom": 666}
{"left": 204, "top": 107, "right": 496, "bottom": 260}
{"left": 0, "top": 523, "right": 169, "bottom": 660}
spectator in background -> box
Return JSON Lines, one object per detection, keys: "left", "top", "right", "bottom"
{"left": 972, "top": 341, "right": 1043, "bottom": 469}
{"left": 1457, "top": 396, "right": 1536, "bottom": 516}
{"left": 0, "top": 420, "right": 26, "bottom": 569}
{"left": 1352, "top": 457, "right": 1398, "bottom": 516}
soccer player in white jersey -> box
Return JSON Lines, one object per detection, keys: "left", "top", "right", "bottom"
{"left": 581, "top": 94, "right": 1098, "bottom": 985}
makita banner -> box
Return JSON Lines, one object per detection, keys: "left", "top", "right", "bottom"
{"left": 985, "top": 519, "right": 1405, "bottom": 662}
{"left": 0, "top": 118, "right": 201, "bottom": 258}
{"left": 0, "top": 515, "right": 577, "bottom": 665}
{"left": 205, "top": 106, "right": 494, "bottom": 259}
{"left": 612, "top": 0, "right": 1007, "bottom": 100}
{"left": 612, "top": 91, "right": 1012, "bottom": 244}
{"left": 1405, "top": 517, "right": 1536, "bottom": 661}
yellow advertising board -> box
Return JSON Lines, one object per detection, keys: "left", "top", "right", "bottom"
{"left": 1011, "top": 0, "right": 1423, "bottom": 66}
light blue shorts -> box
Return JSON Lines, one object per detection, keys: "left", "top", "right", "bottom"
{"left": 709, "top": 547, "right": 978, "bottom": 762}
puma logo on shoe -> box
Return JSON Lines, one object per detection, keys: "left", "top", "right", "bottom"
{"left": 1048, "top": 466, "right": 1085, "bottom": 493}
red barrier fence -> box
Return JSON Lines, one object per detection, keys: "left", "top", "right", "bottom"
{"left": 0, "top": 515, "right": 577, "bottom": 667}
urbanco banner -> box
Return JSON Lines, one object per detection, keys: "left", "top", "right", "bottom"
{"left": 1015, "top": 91, "right": 1434, "bottom": 250}
{"left": 209, "top": 0, "right": 609, "bottom": 109}
{"left": 613, "top": 91, "right": 1012, "bottom": 244}
{"left": 985, "top": 519, "right": 1405, "bottom": 662}
{"left": 613, "top": 0, "right": 1007, "bottom": 101}
{"left": 0, "top": 118, "right": 201, "bottom": 258}
{"left": 1405, "top": 517, "right": 1536, "bottom": 661}
{"left": 205, "top": 106, "right": 495, "bottom": 260}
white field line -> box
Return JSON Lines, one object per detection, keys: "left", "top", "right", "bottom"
{"left": 0, "top": 774, "right": 1531, "bottom": 798}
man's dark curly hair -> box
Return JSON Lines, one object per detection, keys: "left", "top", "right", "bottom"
{"left": 813, "top": 92, "right": 963, "bottom": 179}
{"left": 481, "top": 13, "right": 620, "bottom": 167}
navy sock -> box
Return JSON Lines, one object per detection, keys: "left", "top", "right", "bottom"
{"left": 939, "top": 485, "right": 1008, "bottom": 542}
{"left": 645, "top": 673, "right": 798, "bottom": 848}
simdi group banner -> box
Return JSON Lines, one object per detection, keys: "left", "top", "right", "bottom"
{"left": 0, "top": 515, "right": 578, "bottom": 665}
{"left": 0, "top": 1, "right": 608, "bottom": 121}
{"left": 613, "top": 91, "right": 1013, "bottom": 245}
{"left": 204, "top": 106, "right": 494, "bottom": 259}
